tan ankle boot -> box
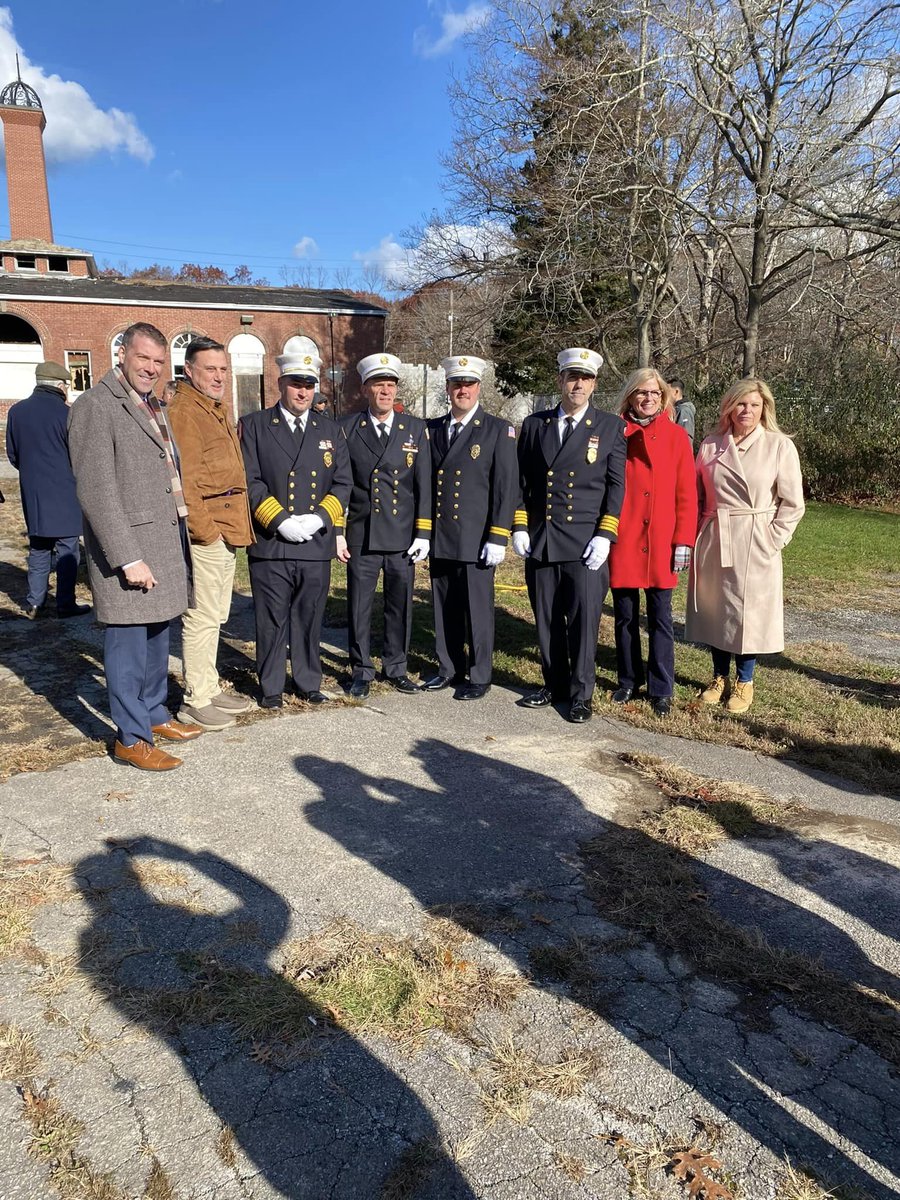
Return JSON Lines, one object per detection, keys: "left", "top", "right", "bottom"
{"left": 726, "top": 680, "right": 754, "bottom": 713}
{"left": 699, "top": 675, "right": 728, "bottom": 705}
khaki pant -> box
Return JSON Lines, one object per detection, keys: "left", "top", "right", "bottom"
{"left": 182, "top": 539, "right": 236, "bottom": 707}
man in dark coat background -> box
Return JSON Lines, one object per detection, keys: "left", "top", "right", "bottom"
{"left": 5, "top": 360, "right": 90, "bottom": 620}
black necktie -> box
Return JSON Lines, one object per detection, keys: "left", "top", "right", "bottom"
{"left": 293, "top": 419, "right": 304, "bottom": 443}
{"left": 562, "top": 416, "right": 574, "bottom": 445}
{"left": 376, "top": 422, "right": 387, "bottom": 441}
{"left": 450, "top": 421, "right": 461, "bottom": 443}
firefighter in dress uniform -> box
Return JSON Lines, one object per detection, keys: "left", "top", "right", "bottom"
{"left": 513, "top": 347, "right": 626, "bottom": 723}
{"left": 239, "top": 352, "right": 351, "bottom": 708}
{"left": 422, "top": 355, "right": 518, "bottom": 700}
{"left": 339, "top": 353, "right": 432, "bottom": 700}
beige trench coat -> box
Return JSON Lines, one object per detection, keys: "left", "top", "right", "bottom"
{"left": 685, "top": 425, "right": 804, "bottom": 654}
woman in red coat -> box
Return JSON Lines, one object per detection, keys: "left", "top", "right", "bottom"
{"left": 608, "top": 369, "right": 697, "bottom": 715}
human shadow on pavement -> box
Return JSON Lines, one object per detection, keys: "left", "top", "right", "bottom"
{"left": 299, "top": 742, "right": 900, "bottom": 1199}
{"left": 75, "top": 836, "right": 476, "bottom": 1199}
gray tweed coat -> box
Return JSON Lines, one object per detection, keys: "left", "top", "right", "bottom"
{"left": 67, "top": 370, "right": 190, "bottom": 625}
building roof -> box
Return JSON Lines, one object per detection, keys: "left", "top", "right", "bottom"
{"left": 0, "top": 238, "right": 94, "bottom": 256}
{"left": 0, "top": 274, "right": 389, "bottom": 317}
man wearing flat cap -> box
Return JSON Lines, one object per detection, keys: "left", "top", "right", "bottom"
{"left": 423, "top": 355, "right": 518, "bottom": 700}
{"left": 6, "top": 361, "right": 90, "bottom": 620}
{"left": 339, "top": 353, "right": 432, "bottom": 699}
{"left": 513, "top": 347, "right": 625, "bottom": 723}
{"left": 239, "top": 351, "right": 351, "bottom": 708}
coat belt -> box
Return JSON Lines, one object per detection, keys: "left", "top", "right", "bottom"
{"left": 691, "top": 505, "right": 777, "bottom": 612}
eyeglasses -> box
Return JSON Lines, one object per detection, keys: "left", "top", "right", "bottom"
{"left": 633, "top": 389, "right": 662, "bottom": 399}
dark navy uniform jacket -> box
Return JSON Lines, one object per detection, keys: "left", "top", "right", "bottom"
{"left": 5, "top": 384, "right": 82, "bottom": 537}
{"left": 340, "top": 411, "right": 432, "bottom": 552}
{"left": 239, "top": 406, "right": 351, "bottom": 562}
{"left": 514, "top": 404, "right": 626, "bottom": 561}
{"left": 427, "top": 407, "right": 519, "bottom": 562}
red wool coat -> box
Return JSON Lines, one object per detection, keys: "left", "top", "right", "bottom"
{"left": 609, "top": 411, "right": 698, "bottom": 589}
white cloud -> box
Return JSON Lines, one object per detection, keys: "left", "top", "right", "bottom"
{"left": 413, "top": 3, "right": 491, "bottom": 58}
{"left": 293, "top": 236, "right": 319, "bottom": 259}
{"left": 0, "top": 9, "right": 153, "bottom": 164}
{"left": 355, "top": 222, "right": 510, "bottom": 289}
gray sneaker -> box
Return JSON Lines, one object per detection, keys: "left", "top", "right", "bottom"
{"left": 178, "top": 703, "right": 236, "bottom": 730}
{"left": 211, "top": 691, "right": 256, "bottom": 713}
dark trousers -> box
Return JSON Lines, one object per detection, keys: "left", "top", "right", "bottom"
{"left": 26, "top": 534, "right": 80, "bottom": 611}
{"left": 347, "top": 549, "right": 413, "bottom": 681}
{"left": 105, "top": 621, "right": 171, "bottom": 746}
{"left": 525, "top": 558, "right": 608, "bottom": 703}
{"left": 612, "top": 587, "right": 675, "bottom": 698}
{"left": 249, "top": 558, "right": 330, "bottom": 698}
{"left": 430, "top": 558, "right": 496, "bottom": 687}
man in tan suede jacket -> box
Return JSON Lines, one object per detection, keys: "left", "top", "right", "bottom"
{"left": 168, "top": 337, "right": 255, "bottom": 729}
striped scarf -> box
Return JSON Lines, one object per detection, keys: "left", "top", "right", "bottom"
{"left": 115, "top": 367, "right": 188, "bottom": 518}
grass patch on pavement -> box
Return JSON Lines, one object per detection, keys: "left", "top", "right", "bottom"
{"left": 0, "top": 856, "right": 72, "bottom": 961}
{"left": 100, "top": 916, "right": 521, "bottom": 1053}
{"left": 474, "top": 1032, "right": 601, "bottom": 1124}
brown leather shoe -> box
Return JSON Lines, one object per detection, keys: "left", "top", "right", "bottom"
{"left": 151, "top": 719, "right": 204, "bottom": 742}
{"left": 113, "top": 740, "right": 182, "bottom": 771}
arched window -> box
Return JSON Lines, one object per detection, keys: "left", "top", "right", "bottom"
{"left": 171, "top": 331, "right": 195, "bottom": 378}
{"left": 229, "top": 333, "right": 266, "bottom": 419}
{"left": 110, "top": 331, "right": 125, "bottom": 368}
{"left": 0, "top": 314, "right": 42, "bottom": 401}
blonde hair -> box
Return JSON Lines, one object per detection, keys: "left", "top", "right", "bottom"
{"left": 616, "top": 368, "right": 674, "bottom": 416}
{"left": 717, "top": 378, "right": 780, "bottom": 434}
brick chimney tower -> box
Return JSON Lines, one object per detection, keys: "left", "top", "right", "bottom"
{"left": 0, "top": 57, "right": 53, "bottom": 243}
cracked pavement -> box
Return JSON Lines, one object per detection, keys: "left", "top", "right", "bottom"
{"left": 1, "top": 676, "right": 899, "bottom": 1199}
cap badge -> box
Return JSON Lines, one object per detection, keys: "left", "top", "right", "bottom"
{"left": 459, "top": 357, "right": 468, "bottom": 367}
{"left": 304, "top": 355, "right": 312, "bottom": 364}
{"left": 380, "top": 355, "right": 389, "bottom": 365}
{"left": 580, "top": 350, "right": 589, "bottom": 360}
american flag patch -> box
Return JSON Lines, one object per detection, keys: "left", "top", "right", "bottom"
{"left": 507, "top": 426, "right": 515, "bottom": 437}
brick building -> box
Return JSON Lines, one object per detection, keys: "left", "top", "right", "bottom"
{"left": 0, "top": 68, "right": 386, "bottom": 424}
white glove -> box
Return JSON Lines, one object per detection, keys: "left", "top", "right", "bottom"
{"left": 673, "top": 545, "right": 692, "bottom": 572}
{"left": 512, "top": 531, "right": 531, "bottom": 558}
{"left": 407, "top": 538, "right": 430, "bottom": 563}
{"left": 582, "top": 536, "right": 611, "bottom": 570}
{"left": 278, "top": 515, "right": 309, "bottom": 543}
{"left": 480, "top": 542, "right": 506, "bottom": 568}
{"left": 295, "top": 513, "right": 324, "bottom": 539}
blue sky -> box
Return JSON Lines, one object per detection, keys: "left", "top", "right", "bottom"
{"left": 0, "top": 1, "right": 492, "bottom": 290}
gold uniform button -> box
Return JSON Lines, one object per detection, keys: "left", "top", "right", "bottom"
{"left": 438, "top": 468, "right": 444, "bottom": 475}
{"left": 548, "top": 470, "right": 554, "bottom": 477}
{"left": 311, "top": 470, "right": 317, "bottom": 477}
{"left": 566, "top": 516, "right": 573, "bottom": 522}
{"left": 289, "top": 471, "right": 295, "bottom": 478}
{"left": 569, "top": 471, "right": 575, "bottom": 477}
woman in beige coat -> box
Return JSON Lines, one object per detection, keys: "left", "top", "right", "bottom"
{"left": 685, "top": 379, "right": 804, "bottom": 713}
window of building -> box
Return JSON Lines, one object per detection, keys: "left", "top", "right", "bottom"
{"left": 110, "top": 332, "right": 125, "bottom": 367}
{"left": 14, "top": 255, "right": 37, "bottom": 271}
{"left": 171, "top": 331, "right": 196, "bottom": 379}
{"left": 48, "top": 256, "right": 69, "bottom": 273}
{"left": 65, "top": 351, "right": 91, "bottom": 393}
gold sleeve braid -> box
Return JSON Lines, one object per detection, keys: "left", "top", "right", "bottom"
{"left": 254, "top": 497, "right": 284, "bottom": 529}
{"left": 319, "top": 494, "right": 344, "bottom": 527}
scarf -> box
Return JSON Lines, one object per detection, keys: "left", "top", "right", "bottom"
{"left": 115, "top": 367, "right": 188, "bottom": 518}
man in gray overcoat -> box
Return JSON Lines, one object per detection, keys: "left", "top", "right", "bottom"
{"left": 68, "top": 322, "right": 202, "bottom": 771}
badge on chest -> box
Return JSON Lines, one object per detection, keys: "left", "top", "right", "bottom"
{"left": 587, "top": 434, "right": 599, "bottom": 465}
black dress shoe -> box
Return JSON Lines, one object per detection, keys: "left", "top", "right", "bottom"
{"left": 297, "top": 690, "right": 328, "bottom": 705}
{"left": 520, "top": 687, "right": 553, "bottom": 708}
{"left": 349, "top": 680, "right": 370, "bottom": 699}
{"left": 612, "top": 686, "right": 634, "bottom": 704}
{"left": 421, "top": 675, "right": 453, "bottom": 691}
{"left": 57, "top": 603, "right": 92, "bottom": 618}
{"left": 568, "top": 700, "right": 592, "bottom": 723}
{"left": 457, "top": 684, "right": 490, "bottom": 701}
{"left": 23, "top": 604, "right": 41, "bottom": 619}
{"left": 387, "top": 676, "right": 420, "bottom": 694}
{"left": 260, "top": 694, "right": 283, "bottom": 709}
{"left": 650, "top": 696, "right": 672, "bottom": 716}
